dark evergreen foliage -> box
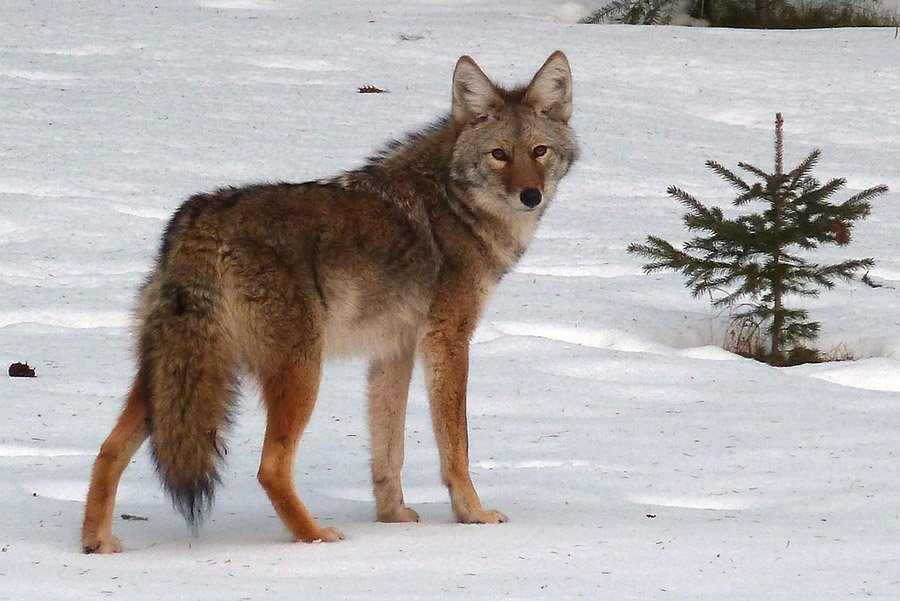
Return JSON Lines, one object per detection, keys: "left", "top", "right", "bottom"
{"left": 579, "top": 0, "right": 677, "bottom": 24}
{"left": 628, "top": 114, "right": 888, "bottom": 364}
{"left": 579, "top": 0, "right": 898, "bottom": 28}
{"left": 695, "top": 0, "right": 898, "bottom": 28}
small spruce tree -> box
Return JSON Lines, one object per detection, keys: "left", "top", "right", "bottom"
{"left": 628, "top": 113, "right": 888, "bottom": 365}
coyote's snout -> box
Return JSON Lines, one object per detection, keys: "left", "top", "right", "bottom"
{"left": 82, "top": 51, "right": 578, "bottom": 553}
{"left": 520, "top": 187, "right": 543, "bottom": 209}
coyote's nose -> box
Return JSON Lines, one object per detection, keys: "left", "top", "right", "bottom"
{"left": 520, "top": 188, "right": 542, "bottom": 209}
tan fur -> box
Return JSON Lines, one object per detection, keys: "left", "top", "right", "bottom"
{"left": 368, "top": 352, "right": 417, "bottom": 523}
{"left": 81, "top": 51, "right": 578, "bottom": 552}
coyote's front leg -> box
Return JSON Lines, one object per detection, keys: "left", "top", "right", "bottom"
{"left": 421, "top": 289, "right": 507, "bottom": 525}
{"left": 368, "top": 352, "right": 419, "bottom": 523}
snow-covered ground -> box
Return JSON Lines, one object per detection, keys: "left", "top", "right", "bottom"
{"left": 1, "top": 1, "right": 898, "bottom": 599}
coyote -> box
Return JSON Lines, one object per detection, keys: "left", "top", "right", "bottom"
{"left": 82, "top": 51, "right": 578, "bottom": 552}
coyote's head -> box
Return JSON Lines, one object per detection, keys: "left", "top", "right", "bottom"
{"left": 449, "top": 51, "right": 578, "bottom": 217}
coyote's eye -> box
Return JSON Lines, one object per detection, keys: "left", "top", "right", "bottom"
{"left": 532, "top": 145, "right": 548, "bottom": 158}
{"left": 490, "top": 148, "right": 509, "bottom": 162}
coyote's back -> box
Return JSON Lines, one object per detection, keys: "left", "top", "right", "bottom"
{"left": 82, "top": 51, "right": 577, "bottom": 553}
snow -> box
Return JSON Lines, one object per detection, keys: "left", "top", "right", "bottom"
{"left": 1, "top": 1, "right": 898, "bottom": 599}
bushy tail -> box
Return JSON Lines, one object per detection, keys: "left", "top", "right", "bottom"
{"left": 137, "top": 272, "right": 237, "bottom": 528}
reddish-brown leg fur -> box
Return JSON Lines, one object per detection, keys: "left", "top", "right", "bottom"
{"left": 421, "top": 321, "right": 508, "bottom": 525}
{"left": 257, "top": 357, "right": 343, "bottom": 542}
{"left": 82, "top": 371, "right": 149, "bottom": 553}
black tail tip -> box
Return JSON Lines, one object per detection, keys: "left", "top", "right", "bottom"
{"left": 167, "top": 479, "right": 218, "bottom": 532}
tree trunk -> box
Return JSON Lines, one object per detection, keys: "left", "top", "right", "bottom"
{"left": 770, "top": 284, "right": 783, "bottom": 360}
{"left": 769, "top": 111, "right": 785, "bottom": 361}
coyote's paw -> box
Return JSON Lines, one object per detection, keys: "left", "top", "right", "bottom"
{"left": 378, "top": 506, "right": 420, "bottom": 523}
{"left": 298, "top": 526, "right": 345, "bottom": 543}
{"left": 457, "top": 508, "right": 508, "bottom": 525}
{"left": 313, "top": 527, "right": 345, "bottom": 542}
{"left": 82, "top": 534, "right": 123, "bottom": 554}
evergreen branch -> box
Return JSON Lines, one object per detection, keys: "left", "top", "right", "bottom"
{"left": 627, "top": 236, "right": 693, "bottom": 274}
{"left": 781, "top": 319, "right": 819, "bottom": 344}
{"left": 711, "top": 289, "right": 748, "bottom": 308}
{"left": 579, "top": 1, "right": 630, "bottom": 23}
{"left": 712, "top": 291, "right": 752, "bottom": 309}
{"left": 705, "top": 160, "right": 751, "bottom": 193}
{"left": 667, "top": 185, "right": 705, "bottom": 211}
{"left": 578, "top": 0, "right": 674, "bottom": 25}
{"left": 813, "top": 258, "right": 875, "bottom": 283}
{"left": 732, "top": 185, "right": 765, "bottom": 206}
{"left": 781, "top": 285, "right": 820, "bottom": 297}
{"left": 737, "top": 161, "right": 772, "bottom": 182}
{"left": 842, "top": 184, "right": 888, "bottom": 213}
{"left": 795, "top": 177, "right": 845, "bottom": 206}
{"left": 642, "top": 2, "right": 668, "bottom": 25}
{"left": 667, "top": 185, "right": 726, "bottom": 230}
{"left": 786, "top": 149, "right": 821, "bottom": 189}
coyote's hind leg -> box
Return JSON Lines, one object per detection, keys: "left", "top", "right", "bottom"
{"left": 82, "top": 371, "right": 149, "bottom": 553}
{"left": 257, "top": 356, "right": 344, "bottom": 543}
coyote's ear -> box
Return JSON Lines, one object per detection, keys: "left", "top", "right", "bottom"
{"left": 524, "top": 51, "right": 573, "bottom": 123}
{"left": 452, "top": 56, "right": 502, "bottom": 125}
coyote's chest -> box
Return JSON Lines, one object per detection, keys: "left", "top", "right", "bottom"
{"left": 320, "top": 274, "right": 434, "bottom": 360}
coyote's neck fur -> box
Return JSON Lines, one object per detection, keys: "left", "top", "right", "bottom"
{"left": 321, "top": 117, "right": 552, "bottom": 280}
